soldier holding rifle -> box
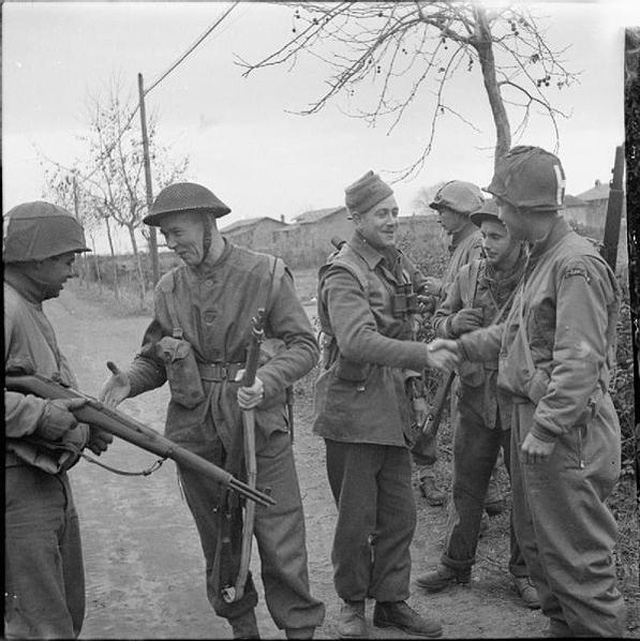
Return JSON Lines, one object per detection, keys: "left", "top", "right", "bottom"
{"left": 100, "top": 182, "right": 324, "bottom": 640}
{"left": 4, "top": 202, "right": 114, "bottom": 639}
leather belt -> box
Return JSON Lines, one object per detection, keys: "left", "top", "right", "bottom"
{"left": 197, "top": 361, "right": 243, "bottom": 382}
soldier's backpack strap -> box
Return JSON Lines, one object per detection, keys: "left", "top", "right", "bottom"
{"left": 158, "top": 269, "right": 184, "bottom": 339}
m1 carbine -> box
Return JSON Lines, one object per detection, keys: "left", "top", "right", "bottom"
{"left": 5, "top": 371, "right": 275, "bottom": 508}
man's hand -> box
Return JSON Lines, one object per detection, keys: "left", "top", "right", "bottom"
{"left": 100, "top": 361, "right": 131, "bottom": 409}
{"left": 521, "top": 432, "right": 556, "bottom": 464}
{"left": 36, "top": 398, "right": 87, "bottom": 441}
{"left": 235, "top": 370, "right": 265, "bottom": 410}
{"left": 86, "top": 426, "right": 114, "bottom": 455}
{"left": 426, "top": 338, "right": 459, "bottom": 372}
{"left": 423, "top": 276, "right": 442, "bottom": 298}
{"left": 451, "top": 308, "right": 484, "bottom": 336}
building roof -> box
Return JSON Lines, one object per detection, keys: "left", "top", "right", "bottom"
{"left": 220, "top": 216, "right": 286, "bottom": 233}
{"left": 564, "top": 194, "right": 587, "bottom": 208}
{"left": 292, "top": 206, "right": 347, "bottom": 224}
{"left": 575, "top": 180, "right": 610, "bottom": 202}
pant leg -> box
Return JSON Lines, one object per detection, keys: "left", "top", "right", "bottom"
{"left": 370, "top": 446, "right": 416, "bottom": 602}
{"left": 500, "top": 429, "right": 528, "bottom": 578}
{"left": 441, "top": 389, "right": 500, "bottom": 572}
{"left": 325, "top": 439, "right": 382, "bottom": 601}
{"left": 252, "top": 431, "right": 325, "bottom": 631}
{"left": 511, "top": 399, "right": 625, "bottom": 637}
{"left": 5, "top": 466, "right": 85, "bottom": 640}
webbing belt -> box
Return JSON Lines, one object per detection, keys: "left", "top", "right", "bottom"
{"left": 197, "top": 361, "right": 243, "bottom": 382}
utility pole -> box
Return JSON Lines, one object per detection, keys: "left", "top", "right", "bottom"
{"left": 601, "top": 145, "right": 625, "bottom": 273}
{"left": 138, "top": 72, "right": 159, "bottom": 285}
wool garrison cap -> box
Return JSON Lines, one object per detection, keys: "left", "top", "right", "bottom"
{"left": 345, "top": 171, "right": 394, "bottom": 215}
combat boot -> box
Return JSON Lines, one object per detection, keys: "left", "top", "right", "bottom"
{"left": 336, "top": 600, "right": 367, "bottom": 639}
{"left": 416, "top": 564, "right": 471, "bottom": 592}
{"left": 373, "top": 601, "right": 443, "bottom": 638}
{"left": 419, "top": 477, "right": 446, "bottom": 506}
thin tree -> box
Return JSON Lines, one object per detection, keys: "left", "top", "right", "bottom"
{"left": 237, "top": 2, "right": 578, "bottom": 174}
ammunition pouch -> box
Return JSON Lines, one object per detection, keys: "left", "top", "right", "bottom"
{"left": 392, "top": 283, "right": 418, "bottom": 318}
{"left": 157, "top": 336, "right": 206, "bottom": 408}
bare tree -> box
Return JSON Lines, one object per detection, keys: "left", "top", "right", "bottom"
{"left": 41, "top": 77, "right": 189, "bottom": 307}
{"left": 238, "top": 2, "right": 577, "bottom": 176}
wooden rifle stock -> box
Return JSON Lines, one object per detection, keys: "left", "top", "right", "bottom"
{"left": 5, "top": 373, "right": 275, "bottom": 508}
{"left": 421, "top": 370, "right": 456, "bottom": 439}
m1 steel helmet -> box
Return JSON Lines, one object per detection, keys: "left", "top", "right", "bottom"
{"left": 485, "top": 145, "right": 566, "bottom": 211}
{"left": 3, "top": 201, "right": 90, "bottom": 263}
{"left": 429, "top": 180, "right": 484, "bottom": 215}
{"left": 469, "top": 199, "right": 503, "bottom": 227}
{"left": 143, "top": 182, "right": 231, "bottom": 226}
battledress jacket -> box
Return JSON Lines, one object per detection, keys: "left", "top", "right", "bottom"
{"left": 458, "top": 217, "right": 620, "bottom": 442}
{"left": 313, "top": 232, "right": 432, "bottom": 447}
{"left": 124, "top": 241, "right": 318, "bottom": 456}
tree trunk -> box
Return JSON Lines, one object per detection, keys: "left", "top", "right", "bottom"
{"left": 127, "top": 223, "right": 146, "bottom": 309}
{"left": 105, "top": 217, "right": 119, "bottom": 302}
{"left": 473, "top": 6, "right": 511, "bottom": 169}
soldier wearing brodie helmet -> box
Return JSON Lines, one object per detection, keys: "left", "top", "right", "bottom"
{"left": 452, "top": 146, "right": 626, "bottom": 637}
{"left": 101, "top": 182, "right": 325, "bottom": 639}
{"left": 4, "top": 202, "right": 113, "bottom": 639}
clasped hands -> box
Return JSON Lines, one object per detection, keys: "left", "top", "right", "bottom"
{"left": 425, "top": 338, "right": 460, "bottom": 372}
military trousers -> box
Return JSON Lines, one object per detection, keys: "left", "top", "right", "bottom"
{"left": 4, "top": 465, "right": 85, "bottom": 640}
{"left": 510, "top": 398, "right": 625, "bottom": 637}
{"left": 325, "top": 439, "right": 416, "bottom": 602}
{"left": 177, "top": 430, "right": 325, "bottom": 633}
{"left": 441, "top": 388, "right": 527, "bottom": 576}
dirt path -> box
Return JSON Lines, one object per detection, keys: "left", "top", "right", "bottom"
{"left": 43, "top": 284, "right": 604, "bottom": 639}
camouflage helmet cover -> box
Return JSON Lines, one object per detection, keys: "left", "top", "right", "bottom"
{"left": 3, "top": 201, "right": 90, "bottom": 263}
{"left": 143, "top": 182, "right": 231, "bottom": 226}
{"left": 429, "top": 180, "right": 484, "bottom": 215}
{"left": 485, "top": 145, "right": 566, "bottom": 211}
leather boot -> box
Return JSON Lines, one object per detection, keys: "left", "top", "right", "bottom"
{"left": 512, "top": 576, "right": 541, "bottom": 609}
{"left": 373, "top": 601, "right": 443, "bottom": 638}
{"left": 416, "top": 564, "right": 471, "bottom": 592}
{"left": 336, "top": 600, "right": 366, "bottom": 639}
{"left": 419, "top": 477, "right": 446, "bottom": 506}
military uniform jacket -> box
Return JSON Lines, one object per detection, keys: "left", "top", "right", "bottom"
{"left": 440, "top": 222, "right": 483, "bottom": 300}
{"left": 313, "top": 232, "right": 432, "bottom": 446}
{"left": 432, "top": 251, "right": 526, "bottom": 429}
{"left": 126, "top": 241, "right": 318, "bottom": 455}
{"left": 459, "top": 218, "right": 620, "bottom": 442}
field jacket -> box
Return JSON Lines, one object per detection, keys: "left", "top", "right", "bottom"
{"left": 4, "top": 269, "right": 86, "bottom": 469}
{"left": 458, "top": 218, "right": 620, "bottom": 442}
{"left": 313, "top": 232, "right": 432, "bottom": 446}
{"left": 125, "top": 241, "right": 318, "bottom": 456}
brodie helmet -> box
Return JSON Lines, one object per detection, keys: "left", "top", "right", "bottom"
{"left": 429, "top": 180, "right": 484, "bottom": 215}
{"left": 143, "top": 182, "right": 231, "bottom": 226}
{"left": 485, "top": 146, "right": 566, "bottom": 211}
{"left": 3, "top": 201, "right": 90, "bottom": 263}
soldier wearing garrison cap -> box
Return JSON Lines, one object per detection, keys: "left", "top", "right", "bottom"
{"left": 4, "top": 201, "right": 114, "bottom": 638}
{"left": 314, "top": 170, "right": 458, "bottom": 639}
{"left": 450, "top": 146, "right": 626, "bottom": 637}
{"left": 101, "top": 182, "right": 325, "bottom": 639}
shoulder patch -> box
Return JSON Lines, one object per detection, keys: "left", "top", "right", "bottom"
{"left": 563, "top": 265, "right": 591, "bottom": 283}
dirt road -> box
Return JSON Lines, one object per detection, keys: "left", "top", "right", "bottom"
{"left": 43, "top": 283, "right": 620, "bottom": 639}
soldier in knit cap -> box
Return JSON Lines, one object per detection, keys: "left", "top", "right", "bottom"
{"left": 314, "top": 170, "right": 458, "bottom": 639}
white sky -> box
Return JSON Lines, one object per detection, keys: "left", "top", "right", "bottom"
{"left": 3, "top": 0, "right": 640, "bottom": 254}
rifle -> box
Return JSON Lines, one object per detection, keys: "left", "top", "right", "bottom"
{"left": 4, "top": 372, "right": 275, "bottom": 508}
{"left": 224, "top": 308, "right": 266, "bottom": 603}
{"left": 601, "top": 144, "right": 625, "bottom": 272}
{"left": 421, "top": 370, "right": 456, "bottom": 440}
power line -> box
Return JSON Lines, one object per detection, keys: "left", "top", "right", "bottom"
{"left": 72, "top": 2, "right": 240, "bottom": 187}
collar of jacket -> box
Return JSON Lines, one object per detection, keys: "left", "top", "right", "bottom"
{"left": 191, "top": 238, "right": 234, "bottom": 277}
{"left": 349, "top": 230, "right": 401, "bottom": 272}
{"left": 448, "top": 220, "right": 477, "bottom": 253}
{"left": 4, "top": 265, "right": 47, "bottom": 304}
{"left": 529, "top": 216, "right": 571, "bottom": 260}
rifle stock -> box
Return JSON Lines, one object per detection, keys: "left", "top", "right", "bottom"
{"left": 5, "top": 373, "right": 275, "bottom": 508}
{"left": 421, "top": 370, "right": 456, "bottom": 440}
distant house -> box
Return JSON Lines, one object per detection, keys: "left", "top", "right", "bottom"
{"left": 272, "top": 206, "right": 352, "bottom": 267}
{"left": 563, "top": 194, "right": 592, "bottom": 228}
{"left": 574, "top": 180, "right": 612, "bottom": 228}
{"left": 220, "top": 216, "right": 288, "bottom": 252}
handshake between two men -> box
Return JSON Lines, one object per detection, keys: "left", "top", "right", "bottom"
{"left": 424, "top": 338, "right": 460, "bottom": 373}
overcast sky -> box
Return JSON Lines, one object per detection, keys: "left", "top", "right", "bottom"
{"left": 3, "top": 0, "right": 640, "bottom": 253}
